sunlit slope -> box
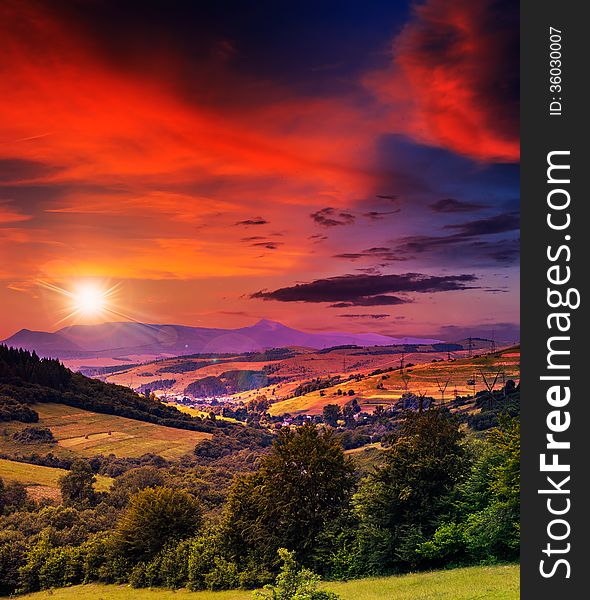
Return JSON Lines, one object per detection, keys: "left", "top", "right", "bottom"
{"left": 0, "top": 403, "right": 212, "bottom": 460}
{"left": 104, "top": 346, "right": 490, "bottom": 402}
{"left": 268, "top": 347, "right": 520, "bottom": 416}
{"left": 0, "top": 458, "right": 112, "bottom": 501}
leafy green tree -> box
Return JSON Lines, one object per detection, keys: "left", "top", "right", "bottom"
{"left": 0, "top": 529, "right": 27, "bottom": 595}
{"left": 463, "top": 416, "right": 520, "bottom": 560}
{"left": 222, "top": 423, "right": 355, "bottom": 571}
{"left": 109, "top": 466, "right": 167, "bottom": 508}
{"left": 354, "top": 408, "right": 467, "bottom": 572}
{"left": 417, "top": 416, "right": 520, "bottom": 565}
{"left": 322, "top": 404, "right": 341, "bottom": 427}
{"left": 114, "top": 486, "right": 201, "bottom": 563}
{"left": 59, "top": 460, "right": 97, "bottom": 507}
{"left": 487, "top": 416, "right": 519, "bottom": 507}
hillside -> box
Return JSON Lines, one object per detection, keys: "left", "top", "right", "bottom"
{"left": 14, "top": 564, "right": 519, "bottom": 599}
{"left": 0, "top": 458, "right": 112, "bottom": 502}
{"left": 0, "top": 345, "right": 232, "bottom": 434}
{"left": 268, "top": 347, "right": 520, "bottom": 416}
{"left": 103, "top": 343, "right": 498, "bottom": 401}
{"left": 0, "top": 403, "right": 212, "bottom": 461}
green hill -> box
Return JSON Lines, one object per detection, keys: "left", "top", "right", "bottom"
{"left": 0, "top": 345, "right": 230, "bottom": 434}
{"left": 0, "top": 403, "right": 212, "bottom": 462}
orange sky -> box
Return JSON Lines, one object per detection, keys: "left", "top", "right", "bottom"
{"left": 0, "top": 0, "right": 519, "bottom": 340}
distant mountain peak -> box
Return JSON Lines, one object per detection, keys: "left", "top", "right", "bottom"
{"left": 251, "top": 318, "right": 289, "bottom": 329}
{"left": 1, "top": 318, "right": 444, "bottom": 361}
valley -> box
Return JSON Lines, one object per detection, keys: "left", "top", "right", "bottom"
{"left": 100, "top": 343, "right": 519, "bottom": 421}
{"left": 0, "top": 335, "right": 520, "bottom": 598}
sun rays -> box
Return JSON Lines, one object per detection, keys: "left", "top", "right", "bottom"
{"left": 37, "top": 279, "right": 134, "bottom": 326}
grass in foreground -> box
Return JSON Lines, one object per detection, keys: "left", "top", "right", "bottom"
{"left": 15, "top": 564, "right": 519, "bottom": 600}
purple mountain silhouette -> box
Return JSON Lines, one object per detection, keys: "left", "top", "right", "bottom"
{"left": 1, "top": 319, "right": 442, "bottom": 360}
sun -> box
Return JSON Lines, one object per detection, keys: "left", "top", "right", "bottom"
{"left": 37, "top": 278, "right": 133, "bottom": 325}
{"left": 72, "top": 284, "right": 107, "bottom": 317}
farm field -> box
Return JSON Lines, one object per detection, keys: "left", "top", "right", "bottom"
{"left": 0, "top": 403, "right": 212, "bottom": 460}
{"left": 103, "top": 346, "right": 483, "bottom": 401}
{"left": 172, "top": 403, "right": 241, "bottom": 423}
{"left": 268, "top": 347, "right": 520, "bottom": 416}
{"left": 0, "top": 458, "right": 112, "bottom": 501}
{"left": 15, "top": 564, "right": 519, "bottom": 599}
{"left": 105, "top": 357, "right": 272, "bottom": 395}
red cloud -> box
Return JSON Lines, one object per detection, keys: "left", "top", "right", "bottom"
{"left": 0, "top": 0, "right": 377, "bottom": 286}
{"left": 0, "top": 2, "right": 375, "bottom": 193}
{"left": 367, "top": 0, "right": 519, "bottom": 162}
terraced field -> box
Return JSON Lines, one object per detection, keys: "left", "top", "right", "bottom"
{"left": 1, "top": 403, "right": 212, "bottom": 460}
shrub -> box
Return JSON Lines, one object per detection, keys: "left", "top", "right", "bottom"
{"left": 254, "top": 548, "right": 340, "bottom": 600}
{"left": 187, "top": 529, "right": 224, "bottom": 590}
{"left": 13, "top": 426, "right": 55, "bottom": 444}
{"left": 416, "top": 522, "right": 467, "bottom": 564}
{"left": 38, "top": 546, "right": 84, "bottom": 589}
{"left": 204, "top": 556, "right": 240, "bottom": 590}
{"left": 129, "top": 540, "right": 191, "bottom": 589}
{"left": 18, "top": 535, "right": 53, "bottom": 593}
{"left": 115, "top": 486, "right": 201, "bottom": 563}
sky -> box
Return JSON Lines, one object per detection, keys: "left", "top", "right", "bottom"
{"left": 0, "top": 0, "right": 519, "bottom": 341}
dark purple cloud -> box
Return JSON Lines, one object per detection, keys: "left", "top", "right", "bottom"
{"left": 337, "top": 313, "right": 390, "bottom": 319}
{"left": 310, "top": 207, "right": 355, "bottom": 227}
{"left": 333, "top": 246, "right": 407, "bottom": 263}
{"left": 252, "top": 272, "right": 478, "bottom": 305}
{"left": 363, "top": 209, "right": 400, "bottom": 220}
{"left": 235, "top": 217, "right": 268, "bottom": 226}
{"left": 251, "top": 241, "right": 282, "bottom": 250}
{"left": 445, "top": 212, "right": 519, "bottom": 237}
{"left": 395, "top": 212, "right": 519, "bottom": 261}
{"left": 429, "top": 198, "right": 487, "bottom": 213}
{"left": 331, "top": 296, "right": 407, "bottom": 308}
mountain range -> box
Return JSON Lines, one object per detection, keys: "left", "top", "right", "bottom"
{"left": 1, "top": 319, "right": 442, "bottom": 360}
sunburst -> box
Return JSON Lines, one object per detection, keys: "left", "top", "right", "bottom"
{"left": 37, "top": 279, "right": 133, "bottom": 326}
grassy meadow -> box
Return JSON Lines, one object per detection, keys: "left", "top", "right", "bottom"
{"left": 0, "top": 403, "right": 212, "bottom": 460}
{"left": 15, "top": 564, "right": 519, "bottom": 600}
{"left": 0, "top": 458, "right": 113, "bottom": 501}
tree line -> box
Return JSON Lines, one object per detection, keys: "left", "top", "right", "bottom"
{"left": 0, "top": 345, "right": 241, "bottom": 434}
